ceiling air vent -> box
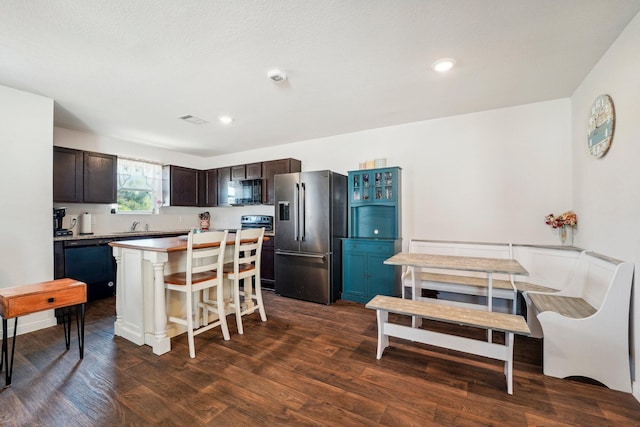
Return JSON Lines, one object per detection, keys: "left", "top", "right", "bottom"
{"left": 179, "top": 114, "right": 208, "bottom": 125}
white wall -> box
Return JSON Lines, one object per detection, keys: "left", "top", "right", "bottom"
{"left": 0, "top": 85, "right": 55, "bottom": 334}
{"left": 571, "top": 11, "right": 640, "bottom": 398}
{"left": 205, "top": 99, "right": 572, "bottom": 247}
{"left": 56, "top": 99, "right": 571, "bottom": 240}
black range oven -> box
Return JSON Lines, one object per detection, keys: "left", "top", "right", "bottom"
{"left": 240, "top": 215, "right": 273, "bottom": 231}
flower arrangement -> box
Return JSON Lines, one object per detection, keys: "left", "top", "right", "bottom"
{"left": 545, "top": 211, "right": 577, "bottom": 229}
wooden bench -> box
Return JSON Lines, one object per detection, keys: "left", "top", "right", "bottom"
{"left": 0, "top": 278, "right": 86, "bottom": 387}
{"left": 523, "top": 251, "right": 634, "bottom": 392}
{"left": 366, "top": 295, "right": 530, "bottom": 394}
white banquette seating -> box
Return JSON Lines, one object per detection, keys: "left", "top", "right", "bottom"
{"left": 523, "top": 251, "right": 634, "bottom": 393}
{"left": 402, "top": 239, "right": 635, "bottom": 392}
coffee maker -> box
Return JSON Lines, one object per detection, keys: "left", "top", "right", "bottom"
{"left": 53, "top": 207, "right": 73, "bottom": 237}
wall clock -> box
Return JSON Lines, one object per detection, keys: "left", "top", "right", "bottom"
{"left": 587, "top": 94, "right": 615, "bottom": 158}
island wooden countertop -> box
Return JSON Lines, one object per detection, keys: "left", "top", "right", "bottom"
{"left": 108, "top": 235, "right": 268, "bottom": 253}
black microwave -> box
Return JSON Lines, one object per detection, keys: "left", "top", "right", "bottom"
{"left": 228, "top": 179, "right": 262, "bottom": 205}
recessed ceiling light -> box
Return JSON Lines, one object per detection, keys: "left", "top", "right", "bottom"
{"left": 432, "top": 58, "right": 456, "bottom": 73}
{"left": 179, "top": 114, "right": 208, "bottom": 125}
{"left": 218, "top": 115, "right": 234, "bottom": 125}
{"left": 267, "top": 69, "right": 287, "bottom": 82}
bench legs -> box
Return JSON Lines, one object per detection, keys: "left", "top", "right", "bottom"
{"left": 1, "top": 318, "right": 18, "bottom": 388}
{"left": 62, "top": 304, "right": 86, "bottom": 359}
{"left": 375, "top": 309, "right": 389, "bottom": 359}
{"left": 374, "top": 308, "right": 518, "bottom": 394}
{"left": 504, "top": 332, "right": 514, "bottom": 395}
{"left": 409, "top": 267, "right": 423, "bottom": 329}
{"left": 1, "top": 303, "right": 85, "bottom": 388}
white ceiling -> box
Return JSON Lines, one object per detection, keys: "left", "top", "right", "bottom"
{"left": 1, "top": 1, "right": 639, "bottom": 157}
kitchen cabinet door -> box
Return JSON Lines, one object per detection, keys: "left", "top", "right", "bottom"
{"left": 261, "top": 236, "right": 275, "bottom": 289}
{"left": 204, "top": 169, "right": 218, "bottom": 207}
{"left": 53, "top": 147, "right": 83, "bottom": 203}
{"left": 231, "top": 164, "right": 246, "bottom": 180}
{"left": 262, "top": 158, "right": 302, "bottom": 205}
{"left": 217, "top": 167, "right": 231, "bottom": 206}
{"left": 342, "top": 238, "right": 399, "bottom": 303}
{"left": 246, "top": 162, "right": 262, "bottom": 179}
{"left": 83, "top": 151, "right": 117, "bottom": 203}
{"left": 163, "top": 165, "right": 200, "bottom": 206}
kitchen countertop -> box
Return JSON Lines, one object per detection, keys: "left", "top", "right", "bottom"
{"left": 109, "top": 234, "right": 271, "bottom": 253}
{"left": 54, "top": 228, "right": 274, "bottom": 242}
{"left": 54, "top": 230, "right": 191, "bottom": 242}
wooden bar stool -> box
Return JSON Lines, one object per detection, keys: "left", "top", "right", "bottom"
{"left": 223, "top": 228, "right": 267, "bottom": 334}
{"left": 164, "top": 230, "right": 229, "bottom": 358}
{"left": 0, "top": 278, "right": 87, "bottom": 387}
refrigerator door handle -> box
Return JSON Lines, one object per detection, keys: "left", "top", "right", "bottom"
{"left": 276, "top": 251, "right": 326, "bottom": 259}
{"left": 294, "top": 183, "right": 300, "bottom": 241}
{"left": 300, "top": 182, "right": 306, "bottom": 241}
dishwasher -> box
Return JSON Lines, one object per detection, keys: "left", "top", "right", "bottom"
{"left": 63, "top": 238, "right": 116, "bottom": 301}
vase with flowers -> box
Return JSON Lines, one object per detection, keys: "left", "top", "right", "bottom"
{"left": 545, "top": 211, "right": 577, "bottom": 245}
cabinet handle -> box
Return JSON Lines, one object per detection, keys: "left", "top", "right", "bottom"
{"left": 48, "top": 297, "right": 55, "bottom": 303}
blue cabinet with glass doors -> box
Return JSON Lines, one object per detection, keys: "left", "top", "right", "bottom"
{"left": 342, "top": 167, "right": 401, "bottom": 303}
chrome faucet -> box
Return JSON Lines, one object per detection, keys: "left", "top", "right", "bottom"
{"left": 130, "top": 221, "right": 140, "bottom": 231}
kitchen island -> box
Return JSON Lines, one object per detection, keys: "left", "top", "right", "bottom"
{"left": 109, "top": 236, "right": 228, "bottom": 355}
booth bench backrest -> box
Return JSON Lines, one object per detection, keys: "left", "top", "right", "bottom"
{"left": 556, "top": 250, "right": 628, "bottom": 310}
{"left": 511, "top": 245, "right": 581, "bottom": 292}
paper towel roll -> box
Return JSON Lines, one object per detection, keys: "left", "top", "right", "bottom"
{"left": 80, "top": 212, "right": 93, "bottom": 235}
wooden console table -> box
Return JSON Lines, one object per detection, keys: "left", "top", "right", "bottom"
{"left": 0, "top": 278, "right": 86, "bottom": 387}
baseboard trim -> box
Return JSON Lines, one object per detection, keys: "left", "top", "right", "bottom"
{"left": 0, "top": 312, "right": 57, "bottom": 336}
{"left": 633, "top": 381, "right": 640, "bottom": 403}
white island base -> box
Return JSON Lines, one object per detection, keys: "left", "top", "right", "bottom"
{"left": 111, "top": 237, "right": 236, "bottom": 355}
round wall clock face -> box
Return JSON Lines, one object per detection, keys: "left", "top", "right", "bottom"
{"left": 587, "top": 94, "right": 615, "bottom": 158}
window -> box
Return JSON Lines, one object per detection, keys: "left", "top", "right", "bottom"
{"left": 116, "top": 158, "right": 163, "bottom": 213}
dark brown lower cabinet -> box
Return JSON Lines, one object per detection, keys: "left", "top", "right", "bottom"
{"left": 261, "top": 237, "right": 275, "bottom": 289}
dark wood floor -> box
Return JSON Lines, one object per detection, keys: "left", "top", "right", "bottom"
{"left": 1, "top": 291, "right": 639, "bottom": 426}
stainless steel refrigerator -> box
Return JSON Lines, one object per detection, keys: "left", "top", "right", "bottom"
{"left": 274, "top": 170, "right": 347, "bottom": 304}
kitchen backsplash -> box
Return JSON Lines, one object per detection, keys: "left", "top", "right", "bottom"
{"left": 58, "top": 203, "right": 275, "bottom": 236}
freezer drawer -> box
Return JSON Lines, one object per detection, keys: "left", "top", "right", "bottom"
{"left": 275, "top": 251, "right": 332, "bottom": 304}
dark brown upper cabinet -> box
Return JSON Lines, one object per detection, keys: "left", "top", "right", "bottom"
{"left": 230, "top": 164, "right": 246, "bottom": 180}
{"left": 53, "top": 147, "right": 117, "bottom": 204}
{"left": 262, "top": 158, "right": 302, "bottom": 205}
{"left": 204, "top": 169, "right": 218, "bottom": 207}
{"left": 162, "top": 165, "right": 202, "bottom": 207}
{"left": 83, "top": 151, "right": 117, "bottom": 203}
{"left": 246, "top": 162, "right": 262, "bottom": 179}
{"left": 53, "top": 147, "right": 83, "bottom": 203}
{"left": 217, "top": 167, "right": 231, "bottom": 206}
